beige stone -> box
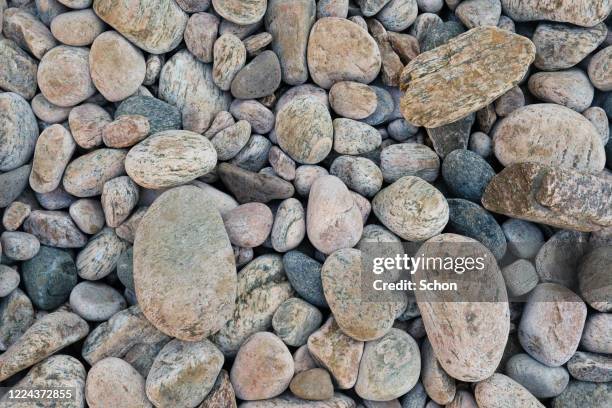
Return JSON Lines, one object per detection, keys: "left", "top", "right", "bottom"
{"left": 29, "top": 124, "right": 76, "bottom": 194}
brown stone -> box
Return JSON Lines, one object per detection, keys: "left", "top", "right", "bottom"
{"left": 3, "top": 8, "right": 56, "bottom": 59}
{"left": 290, "top": 368, "right": 334, "bottom": 401}
{"left": 102, "top": 115, "right": 150, "bottom": 148}
{"left": 24, "top": 210, "right": 87, "bottom": 248}
{"left": 93, "top": 0, "right": 188, "bottom": 54}
{"left": 2, "top": 201, "right": 30, "bottom": 231}
{"left": 89, "top": 31, "right": 146, "bottom": 102}
{"left": 482, "top": 162, "right": 612, "bottom": 232}
{"left": 223, "top": 203, "right": 273, "bottom": 248}
{"left": 0, "top": 39, "right": 37, "bottom": 100}
{"left": 500, "top": 0, "right": 611, "bottom": 27}
{"left": 86, "top": 357, "right": 151, "bottom": 408}
{"left": 218, "top": 163, "right": 295, "bottom": 203}
{"left": 367, "top": 18, "right": 404, "bottom": 86}
{"left": 199, "top": 370, "right": 237, "bottom": 408}
{"left": 421, "top": 339, "right": 456, "bottom": 405}
{"left": 213, "top": 34, "right": 247, "bottom": 91}
{"left": 475, "top": 373, "right": 544, "bottom": 408}
{"left": 37, "top": 45, "right": 96, "bottom": 108}
{"left": 68, "top": 103, "right": 112, "bottom": 149}
{"left": 387, "top": 32, "right": 420, "bottom": 64}
{"left": 329, "top": 81, "right": 377, "bottom": 120}
{"left": 29, "top": 124, "right": 76, "bottom": 194}
{"left": 212, "top": 0, "right": 266, "bottom": 25}
{"left": 50, "top": 9, "right": 105, "bottom": 46}
{"left": 63, "top": 148, "right": 127, "bottom": 197}
{"left": 307, "top": 17, "right": 381, "bottom": 89}
{"left": 243, "top": 32, "right": 272, "bottom": 57}
{"left": 588, "top": 45, "right": 612, "bottom": 91}
{"left": 184, "top": 12, "right": 219, "bottom": 63}
{"left": 399, "top": 26, "right": 535, "bottom": 128}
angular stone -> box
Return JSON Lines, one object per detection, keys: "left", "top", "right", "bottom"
{"left": 212, "top": 0, "right": 266, "bottom": 25}
{"left": 86, "top": 357, "right": 150, "bottom": 408}
{"left": 29, "top": 124, "right": 76, "bottom": 194}
{"left": 372, "top": 176, "right": 448, "bottom": 241}
{"left": 500, "top": 0, "right": 612, "bottom": 27}
{"left": 37, "top": 45, "right": 96, "bottom": 108}
{"left": 519, "top": 283, "right": 587, "bottom": 367}
{"left": 482, "top": 162, "right": 612, "bottom": 231}
{"left": 399, "top": 26, "right": 535, "bottom": 128}
{"left": 266, "top": 0, "right": 315, "bottom": 85}
{"left": 76, "top": 228, "right": 128, "bottom": 280}
{"left": 134, "top": 186, "right": 236, "bottom": 341}
{"left": 475, "top": 373, "right": 544, "bottom": 408}
{"left": 307, "top": 317, "right": 364, "bottom": 389}
{"left": 93, "top": 0, "right": 187, "bottom": 54}
{"left": 159, "top": 50, "right": 230, "bottom": 133}
{"left": 355, "top": 329, "right": 420, "bottom": 401}
{"left": 3, "top": 8, "right": 56, "bottom": 59}
{"left": 0, "top": 38, "right": 37, "bottom": 100}
{"left": 218, "top": 162, "right": 295, "bottom": 203}
{"left": 0, "top": 311, "right": 88, "bottom": 382}
{"left": 307, "top": 176, "right": 363, "bottom": 254}
{"left": 23, "top": 210, "right": 87, "bottom": 248}
{"left": 307, "top": 17, "right": 381, "bottom": 89}
{"left": 0, "top": 92, "right": 38, "bottom": 172}
{"left": 212, "top": 255, "right": 293, "bottom": 355}
{"left": 528, "top": 70, "right": 594, "bottom": 112}
{"left": 146, "top": 339, "right": 224, "bottom": 407}
{"left": 532, "top": 22, "right": 608, "bottom": 70}
{"left": 231, "top": 50, "right": 281, "bottom": 99}
{"left": 231, "top": 332, "right": 294, "bottom": 400}
{"left": 416, "top": 234, "right": 509, "bottom": 381}
{"left": 125, "top": 130, "right": 217, "bottom": 189}
{"left": 50, "top": 9, "right": 105, "bottom": 46}
{"left": 425, "top": 114, "right": 475, "bottom": 158}
{"left": 63, "top": 148, "right": 127, "bottom": 197}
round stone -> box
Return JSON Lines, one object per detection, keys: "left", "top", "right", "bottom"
{"left": 307, "top": 17, "right": 381, "bottom": 89}
{"left": 372, "top": 176, "right": 448, "bottom": 241}
{"left": 0, "top": 231, "right": 40, "bottom": 261}
{"left": 380, "top": 143, "right": 439, "bottom": 184}
{"left": 276, "top": 96, "right": 333, "bottom": 164}
{"left": 69, "top": 199, "right": 105, "bottom": 235}
{"left": 230, "top": 332, "right": 294, "bottom": 401}
{"left": 37, "top": 45, "right": 96, "bottom": 107}
{"left": 70, "top": 281, "right": 126, "bottom": 321}
{"left": 272, "top": 297, "right": 323, "bottom": 347}
{"left": 31, "top": 94, "right": 71, "bottom": 124}
{"left": 102, "top": 115, "right": 150, "bottom": 149}
{"left": 86, "top": 357, "right": 150, "bottom": 408}
{"left": 222, "top": 202, "right": 273, "bottom": 248}
{"left": 329, "top": 81, "right": 378, "bottom": 119}
{"left": 90, "top": 31, "right": 146, "bottom": 102}
{"left": 289, "top": 368, "right": 334, "bottom": 401}
{"left": 330, "top": 155, "right": 383, "bottom": 197}
{"left": 332, "top": 119, "right": 381, "bottom": 155}
{"left": 528, "top": 69, "right": 594, "bottom": 112}
{"left": 134, "top": 186, "right": 237, "bottom": 341}
{"left": 68, "top": 103, "right": 112, "bottom": 149}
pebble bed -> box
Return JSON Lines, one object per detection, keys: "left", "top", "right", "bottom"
{"left": 0, "top": 0, "right": 611, "bottom": 407}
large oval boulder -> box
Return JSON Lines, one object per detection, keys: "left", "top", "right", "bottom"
{"left": 133, "top": 186, "right": 237, "bottom": 341}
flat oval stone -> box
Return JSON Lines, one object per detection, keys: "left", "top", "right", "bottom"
{"left": 552, "top": 380, "right": 612, "bottom": 408}
{"left": 416, "top": 234, "right": 509, "bottom": 382}
{"left": 212, "top": 255, "right": 293, "bottom": 355}
{"left": 115, "top": 95, "right": 181, "bottom": 135}
{"left": 330, "top": 156, "right": 383, "bottom": 197}
{"left": 381, "top": 143, "right": 439, "bottom": 184}
{"left": 37, "top": 45, "right": 96, "bottom": 108}
{"left": 377, "top": 0, "right": 418, "bottom": 31}
{"left": 567, "top": 351, "right": 612, "bottom": 382}
{"left": 399, "top": 26, "right": 535, "bottom": 128}
{"left": 212, "top": 0, "right": 266, "bottom": 25}
{"left": 329, "top": 81, "right": 378, "bottom": 119}
{"left": 76, "top": 228, "right": 128, "bottom": 280}
{"left": 441, "top": 149, "right": 495, "bottom": 203}
{"left": 159, "top": 50, "right": 230, "bottom": 133}
{"left": 184, "top": 12, "right": 219, "bottom": 63}
{"left": 230, "top": 100, "right": 275, "bottom": 134}
{"left": 307, "top": 175, "right": 363, "bottom": 254}
{"left": 493, "top": 104, "right": 605, "bottom": 173}
{"left": 134, "top": 186, "right": 236, "bottom": 341}
{"left": 500, "top": 0, "right": 612, "bottom": 27}
{"left": 231, "top": 50, "right": 281, "bottom": 99}
{"left": 372, "top": 176, "right": 448, "bottom": 241}
{"left": 23, "top": 210, "right": 87, "bottom": 248}
{"left": 50, "top": 9, "right": 105, "bottom": 46}
{"left": 355, "top": 329, "right": 420, "bottom": 401}
{"left": 519, "top": 283, "right": 587, "bottom": 367}
{"left": 266, "top": 0, "right": 315, "bottom": 85}
{"left": 29, "top": 124, "right": 76, "bottom": 194}
{"left": 0, "top": 265, "right": 19, "bottom": 297}
{"left": 1, "top": 355, "right": 86, "bottom": 408}
{"left": 0, "top": 231, "right": 39, "bottom": 261}
{"left": 231, "top": 332, "right": 294, "bottom": 401}
{"left": 307, "top": 317, "right": 364, "bottom": 389}
{"left": 213, "top": 33, "right": 246, "bottom": 91}
{"left": 271, "top": 198, "right": 306, "bottom": 252}
{"left": 223, "top": 202, "right": 273, "bottom": 248}
{"left": 0, "top": 289, "right": 34, "bottom": 351}
{"left": 86, "top": 357, "right": 150, "bottom": 408}
{"left": 102, "top": 115, "right": 150, "bottom": 149}
{"left": 276, "top": 96, "right": 333, "bottom": 164}
{"left": 455, "top": 0, "right": 501, "bottom": 28}
{"left": 0, "top": 311, "right": 89, "bottom": 382}
{"left": 532, "top": 23, "right": 607, "bottom": 70}
{"left": 218, "top": 163, "right": 295, "bottom": 203}
{"left": 211, "top": 120, "right": 251, "bottom": 161}
{"left": 0, "top": 92, "right": 38, "bottom": 172}
{"left": 0, "top": 38, "right": 38, "bottom": 100}
{"left": 283, "top": 251, "right": 327, "bottom": 308}
{"left": 70, "top": 281, "right": 126, "bottom": 321}
{"left": 289, "top": 368, "right": 334, "bottom": 401}
{"left": 588, "top": 45, "right": 612, "bottom": 91}
{"left": 31, "top": 94, "right": 71, "bottom": 124}
{"left": 578, "top": 246, "right": 612, "bottom": 312}
{"left": 333, "top": 119, "right": 381, "bottom": 155}
{"left": 307, "top": 17, "right": 381, "bottom": 89}
{"left": 125, "top": 130, "right": 217, "bottom": 189}
{"left": 506, "top": 353, "right": 570, "bottom": 398}
{"left": 322, "top": 248, "right": 402, "bottom": 341}
{"left": 63, "top": 148, "right": 127, "bottom": 197}
{"left": 475, "top": 373, "right": 544, "bottom": 408}
{"left": 272, "top": 297, "right": 323, "bottom": 347}
{"left": 93, "top": 0, "right": 188, "bottom": 54}
{"left": 528, "top": 69, "right": 594, "bottom": 112}
{"left": 21, "top": 245, "right": 77, "bottom": 310}
{"left": 146, "top": 339, "right": 224, "bottom": 407}
{"left": 89, "top": 31, "right": 145, "bottom": 102}
{"left": 2, "top": 201, "right": 30, "bottom": 231}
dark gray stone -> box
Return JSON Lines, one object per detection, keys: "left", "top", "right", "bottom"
{"left": 0, "top": 164, "right": 31, "bottom": 208}
{"left": 442, "top": 148, "right": 495, "bottom": 202}
{"left": 400, "top": 382, "right": 427, "bottom": 408}
{"left": 114, "top": 95, "right": 182, "bottom": 134}
{"left": 567, "top": 351, "right": 612, "bottom": 383}
{"left": 552, "top": 381, "right": 611, "bottom": 408}
{"left": 21, "top": 246, "right": 78, "bottom": 310}
{"left": 231, "top": 50, "right": 281, "bottom": 99}
{"left": 426, "top": 113, "right": 475, "bottom": 158}
{"left": 116, "top": 247, "right": 134, "bottom": 292}
{"left": 421, "top": 20, "right": 465, "bottom": 52}
{"left": 283, "top": 251, "right": 328, "bottom": 308}
{"left": 217, "top": 163, "right": 295, "bottom": 203}
{"left": 35, "top": 186, "right": 76, "bottom": 210}
{"left": 363, "top": 86, "right": 394, "bottom": 126}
